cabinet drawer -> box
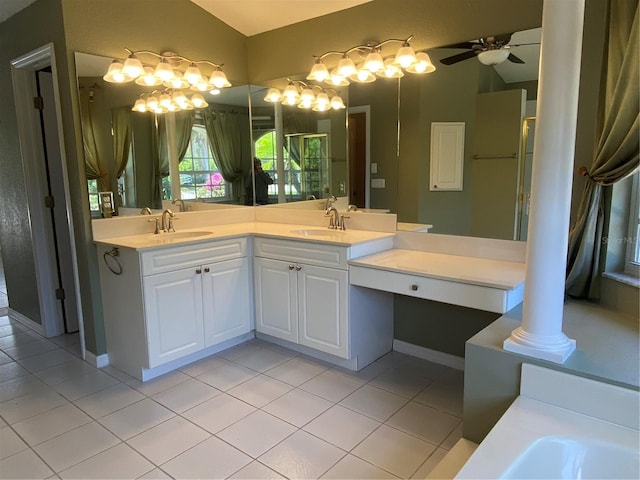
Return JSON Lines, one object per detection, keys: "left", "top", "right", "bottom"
{"left": 350, "top": 265, "right": 521, "bottom": 313}
{"left": 141, "top": 237, "right": 247, "bottom": 276}
{"left": 254, "top": 237, "right": 347, "bottom": 269}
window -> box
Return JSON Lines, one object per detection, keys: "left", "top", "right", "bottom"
{"left": 625, "top": 172, "right": 640, "bottom": 276}
{"left": 171, "top": 123, "right": 228, "bottom": 201}
{"left": 88, "top": 179, "right": 99, "bottom": 211}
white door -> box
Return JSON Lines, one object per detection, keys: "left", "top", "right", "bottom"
{"left": 298, "top": 264, "right": 349, "bottom": 359}
{"left": 202, "top": 257, "right": 251, "bottom": 347}
{"left": 254, "top": 257, "right": 298, "bottom": 343}
{"left": 143, "top": 267, "right": 204, "bottom": 367}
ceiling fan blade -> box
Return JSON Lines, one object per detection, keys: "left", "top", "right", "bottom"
{"left": 507, "top": 53, "right": 525, "bottom": 64}
{"left": 440, "top": 50, "right": 478, "bottom": 65}
{"left": 439, "top": 41, "right": 479, "bottom": 50}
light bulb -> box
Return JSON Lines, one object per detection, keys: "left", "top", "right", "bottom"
{"left": 406, "top": 52, "right": 436, "bottom": 74}
{"left": 395, "top": 42, "right": 417, "bottom": 68}
{"left": 350, "top": 67, "right": 376, "bottom": 83}
{"left": 154, "top": 59, "right": 175, "bottom": 82}
{"left": 159, "top": 93, "right": 172, "bottom": 109}
{"left": 298, "top": 98, "right": 313, "bottom": 109}
{"left": 165, "top": 71, "right": 189, "bottom": 89}
{"left": 184, "top": 63, "right": 203, "bottom": 85}
{"left": 191, "top": 93, "right": 208, "bottom": 108}
{"left": 123, "top": 54, "right": 144, "bottom": 78}
{"left": 171, "top": 90, "right": 187, "bottom": 105}
{"left": 364, "top": 50, "right": 384, "bottom": 72}
{"left": 283, "top": 83, "right": 299, "bottom": 100}
{"left": 146, "top": 96, "right": 159, "bottom": 110}
{"left": 103, "top": 60, "right": 130, "bottom": 83}
{"left": 300, "top": 87, "right": 315, "bottom": 102}
{"left": 209, "top": 88, "right": 221, "bottom": 95}
{"left": 190, "top": 75, "right": 209, "bottom": 92}
{"left": 264, "top": 88, "right": 282, "bottom": 102}
{"left": 209, "top": 68, "right": 231, "bottom": 88}
{"left": 307, "top": 60, "right": 329, "bottom": 82}
{"left": 132, "top": 98, "right": 147, "bottom": 112}
{"left": 326, "top": 68, "right": 349, "bottom": 86}
{"left": 337, "top": 55, "right": 356, "bottom": 77}
{"left": 135, "top": 67, "right": 163, "bottom": 86}
{"left": 377, "top": 58, "right": 404, "bottom": 78}
{"left": 330, "top": 95, "right": 345, "bottom": 109}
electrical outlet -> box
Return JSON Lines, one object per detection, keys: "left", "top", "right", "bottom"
{"left": 371, "top": 178, "right": 385, "bottom": 188}
{"left": 371, "top": 163, "right": 378, "bottom": 174}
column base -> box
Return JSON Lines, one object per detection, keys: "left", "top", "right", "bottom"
{"left": 503, "top": 327, "right": 576, "bottom": 364}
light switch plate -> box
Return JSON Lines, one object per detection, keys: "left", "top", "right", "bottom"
{"left": 371, "top": 178, "right": 385, "bottom": 188}
{"left": 371, "top": 162, "right": 378, "bottom": 174}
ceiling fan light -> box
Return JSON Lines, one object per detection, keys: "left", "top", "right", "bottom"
{"left": 209, "top": 88, "right": 221, "bottom": 95}
{"left": 377, "top": 58, "right": 404, "bottom": 78}
{"left": 395, "top": 43, "right": 416, "bottom": 68}
{"left": 171, "top": 90, "right": 188, "bottom": 105}
{"left": 297, "top": 98, "right": 314, "bottom": 109}
{"left": 326, "top": 68, "right": 350, "bottom": 86}
{"left": 477, "top": 49, "right": 510, "bottom": 65}
{"left": 209, "top": 68, "right": 231, "bottom": 88}
{"left": 191, "top": 93, "right": 208, "bottom": 108}
{"left": 123, "top": 54, "right": 144, "bottom": 78}
{"left": 315, "top": 92, "right": 330, "bottom": 107}
{"left": 330, "top": 95, "right": 345, "bottom": 109}
{"left": 406, "top": 52, "right": 436, "bottom": 73}
{"left": 165, "top": 71, "right": 189, "bottom": 89}
{"left": 307, "top": 60, "right": 330, "bottom": 82}
{"left": 190, "top": 75, "right": 210, "bottom": 92}
{"left": 300, "top": 87, "right": 315, "bottom": 102}
{"left": 132, "top": 98, "right": 147, "bottom": 112}
{"left": 146, "top": 95, "right": 159, "bottom": 110}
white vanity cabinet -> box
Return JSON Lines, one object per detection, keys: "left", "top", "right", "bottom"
{"left": 253, "top": 237, "right": 391, "bottom": 368}
{"left": 97, "top": 237, "right": 252, "bottom": 381}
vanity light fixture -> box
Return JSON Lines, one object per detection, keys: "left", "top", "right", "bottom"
{"left": 103, "top": 49, "right": 231, "bottom": 91}
{"left": 131, "top": 88, "right": 208, "bottom": 114}
{"left": 263, "top": 80, "right": 346, "bottom": 112}
{"left": 306, "top": 35, "right": 436, "bottom": 86}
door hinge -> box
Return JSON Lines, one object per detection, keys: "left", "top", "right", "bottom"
{"left": 33, "top": 96, "right": 44, "bottom": 110}
{"left": 55, "top": 288, "right": 65, "bottom": 300}
{"left": 44, "top": 196, "right": 55, "bottom": 209}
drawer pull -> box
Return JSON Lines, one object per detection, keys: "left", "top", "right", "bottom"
{"left": 195, "top": 268, "right": 202, "bottom": 274}
{"left": 295, "top": 265, "right": 302, "bottom": 271}
{"left": 289, "top": 264, "right": 295, "bottom": 270}
{"left": 411, "top": 284, "right": 419, "bottom": 291}
{"left": 204, "top": 267, "right": 210, "bottom": 273}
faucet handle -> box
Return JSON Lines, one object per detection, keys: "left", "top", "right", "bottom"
{"left": 339, "top": 215, "right": 350, "bottom": 230}
{"left": 148, "top": 218, "right": 160, "bottom": 234}
{"left": 168, "top": 216, "right": 179, "bottom": 232}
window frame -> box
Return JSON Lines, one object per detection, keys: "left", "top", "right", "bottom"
{"left": 624, "top": 171, "right": 639, "bottom": 277}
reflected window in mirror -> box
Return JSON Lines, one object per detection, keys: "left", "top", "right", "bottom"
{"left": 175, "top": 117, "right": 229, "bottom": 201}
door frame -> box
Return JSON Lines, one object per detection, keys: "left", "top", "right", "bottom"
{"left": 348, "top": 105, "right": 371, "bottom": 208}
{"left": 10, "top": 43, "right": 86, "bottom": 355}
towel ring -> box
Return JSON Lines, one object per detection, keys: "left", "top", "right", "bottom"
{"left": 103, "top": 248, "right": 123, "bottom": 275}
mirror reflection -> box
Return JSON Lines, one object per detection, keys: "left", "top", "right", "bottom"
{"left": 248, "top": 79, "right": 349, "bottom": 205}
{"left": 75, "top": 52, "right": 253, "bottom": 216}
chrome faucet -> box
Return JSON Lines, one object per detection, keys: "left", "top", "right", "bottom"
{"left": 325, "top": 206, "right": 340, "bottom": 229}
{"left": 171, "top": 198, "right": 185, "bottom": 212}
{"left": 347, "top": 204, "right": 358, "bottom": 212}
{"left": 324, "top": 195, "right": 337, "bottom": 210}
{"left": 161, "top": 209, "right": 175, "bottom": 232}
{"left": 140, "top": 207, "right": 152, "bottom": 215}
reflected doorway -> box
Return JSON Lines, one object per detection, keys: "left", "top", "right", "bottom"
{"left": 348, "top": 106, "right": 370, "bottom": 208}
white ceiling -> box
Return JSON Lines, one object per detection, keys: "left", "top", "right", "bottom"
{"left": 190, "top": 0, "right": 374, "bottom": 36}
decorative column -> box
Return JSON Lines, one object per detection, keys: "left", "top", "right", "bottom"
{"left": 503, "top": 0, "right": 585, "bottom": 363}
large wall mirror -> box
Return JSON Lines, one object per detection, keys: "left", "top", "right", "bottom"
{"left": 74, "top": 52, "right": 254, "bottom": 216}
{"left": 248, "top": 27, "right": 540, "bottom": 241}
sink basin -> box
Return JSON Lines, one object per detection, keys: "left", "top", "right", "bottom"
{"left": 290, "top": 229, "right": 343, "bottom": 236}
{"left": 132, "top": 230, "right": 213, "bottom": 245}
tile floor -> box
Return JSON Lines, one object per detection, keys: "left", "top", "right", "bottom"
{"left": 0, "top": 316, "right": 464, "bottom": 479}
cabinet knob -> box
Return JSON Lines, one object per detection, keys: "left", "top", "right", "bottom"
{"left": 195, "top": 268, "right": 202, "bottom": 274}
{"left": 295, "top": 265, "right": 302, "bottom": 271}
{"left": 204, "top": 267, "right": 210, "bottom": 273}
{"left": 289, "top": 264, "right": 295, "bottom": 270}
{"left": 411, "top": 284, "right": 418, "bottom": 291}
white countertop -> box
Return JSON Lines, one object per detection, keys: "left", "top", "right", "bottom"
{"left": 94, "top": 222, "right": 395, "bottom": 251}
{"left": 349, "top": 249, "right": 525, "bottom": 290}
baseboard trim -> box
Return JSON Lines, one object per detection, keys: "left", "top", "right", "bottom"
{"left": 85, "top": 350, "right": 109, "bottom": 369}
{"left": 393, "top": 339, "right": 465, "bottom": 370}
{"left": 8, "top": 309, "right": 45, "bottom": 336}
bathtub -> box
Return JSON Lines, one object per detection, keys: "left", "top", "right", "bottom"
{"left": 456, "top": 364, "right": 639, "bottom": 479}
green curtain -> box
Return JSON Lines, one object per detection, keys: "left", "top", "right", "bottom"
{"left": 566, "top": 0, "right": 640, "bottom": 298}
{"left": 111, "top": 107, "right": 132, "bottom": 179}
{"left": 151, "top": 111, "right": 194, "bottom": 206}
{"left": 203, "top": 109, "right": 245, "bottom": 203}
{"left": 79, "top": 88, "right": 109, "bottom": 192}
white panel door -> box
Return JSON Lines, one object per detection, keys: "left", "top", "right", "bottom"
{"left": 298, "top": 264, "right": 349, "bottom": 358}
{"left": 254, "top": 257, "right": 298, "bottom": 343}
{"left": 143, "top": 267, "right": 204, "bottom": 368}
{"left": 430, "top": 122, "right": 465, "bottom": 191}
{"left": 202, "top": 257, "right": 251, "bottom": 347}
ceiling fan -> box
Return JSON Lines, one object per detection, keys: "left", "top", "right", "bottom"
{"left": 439, "top": 33, "right": 537, "bottom": 66}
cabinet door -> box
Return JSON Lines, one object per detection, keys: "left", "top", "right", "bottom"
{"left": 298, "top": 264, "right": 349, "bottom": 358}
{"left": 254, "top": 257, "right": 298, "bottom": 343}
{"left": 202, "top": 257, "right": 251, "bottom": 347}
{"left": 143, "top": 267, "right": 204, "bottom": 368}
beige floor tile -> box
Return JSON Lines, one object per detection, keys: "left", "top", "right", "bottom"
{"left": 58, "top": 442, "right": 154, "bottom": 479}
{"left": 0, "top": 387, "right": 68, "bottom": 424}
{"left": 412, "top": 447, "right": 449, "bottom": 479}
{"left": 34, "top": 359, "right": 96, "bottom": 386}
{"left": 52, "top": 371, "right": 119, "bottom": 401}
{"left": 369, "top": 368, "right": 433, "bottom": 399}
{"left": 340, "top": 384, "right": 409, "bottom": 421}
{"left": 161, "top": 435, "right": 251, "bottom": 479}
{"left": 386, "top": 401, "right": 460, "bottom": 446}
{"left": 217, "top": 410, "right": 296, "bottom": 457}
{"left": 414, "top": 380, "right": 464, "bottom": 417}
{"left": 179, "top": 355, "right": 232, "bottom": 377}
{"left": 299, "top": 368, "right": 365, "bottom": 402}
{"left": 126, "top": 371, "right": 191, "bottom": 396}
{"left": 322, "top": 454, "right": 400, "bottom": 479}
{"left": 12, "top": 403, "right": 92, "bottom": 446}
{"left": 0, "top": 374, "right": 50, "bottom": 403}
{"left": 98, "top": 398, "right": 175, "bottom": 440}
{"left": 352, "top": 425, "right": 436, "bottom": 479}
{"left": 0, "top": 448, "right": 53, "bottom": 479}
{"left": 151, "top": 377, "right": 220, "bottom": 413}
{"left": 303, "top": 405, "right": 380, "bottom": 451}
{"left": 18, "top": 349, "right": 77, "bottom": 373}
{"left": 33, "top": 421, "right": 120, "bottom": 473}
{"left": 263, "top": 356, "right": 329, "bottom": 386}
{"left": 0, "top": 362, "right": 28, "bottom": 382}
{"left": 196, "top": 362, "right": 257, "bottom": 391}
{"left": 128, "top": 416, "right": 210, "bottom": 465}
{"left": 0, "top": 425, "right": 28, "bottom": 460}
{"left": 228, "top": 460, "right": 286, "bottom": 479}
{"left": 182, "top": 392, "right": 256, "bottom": 434}
{"left": 136, "top": 468, "right": 172, "bottom": 479}
{"left": 74, "top": 383, "right": 145, "bottom": 419}
{"left": 262, "top": 388, "right": 333, "bottom": 427}
{"left": 227, "top": 374, "right": 292, "bottom": 408}
{"left": 231, "top": 347, "right": 293, "bottom": 373}
{"left": 259, "top": 430, "right": 345, "bottom": 479}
